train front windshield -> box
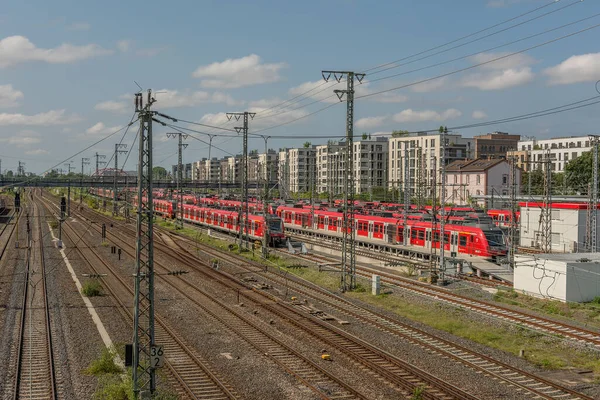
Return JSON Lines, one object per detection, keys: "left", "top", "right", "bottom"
{"left": 269, "top": 219, "right": 283, "bottom": 232}
{"left": 484, "top": 231, "right": 506, "bottom": 248}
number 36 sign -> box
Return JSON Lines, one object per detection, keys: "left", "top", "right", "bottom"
{"left": 150, "top": 345, "right": 165, "bottom": 368}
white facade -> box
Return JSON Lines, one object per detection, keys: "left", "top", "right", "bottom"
{"left": 258, "top": 151, "right": 278, "bottom": 183}
{"left": 353, "top": 138, "right": 388, "bottom": 195}
{"left": 278, "top": 147, "right": 317, "bottom": 194}
{"left": 388, "top": 133, "right": 474, "bottom": 196}
{"left": 514, "top": 253, "right": 600, "bottom": 303}
{"left": 316, "top": 141, "right": 345, "bottom": 195}
{"left": 519, "top": 203, "right": 600, "bottom": 252}
{"left": 516, "top": 136, "right": 593, "bottom": 172}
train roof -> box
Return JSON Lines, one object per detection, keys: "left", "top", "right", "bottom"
{"left": 518, "top": 202, "right": 600, "bottom": 210}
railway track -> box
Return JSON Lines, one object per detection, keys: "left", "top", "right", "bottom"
{"left": 13, "top": 199, "right": 59, "bottom": 399}
{"left": 0, "top": 208, "right": 20, "bottom": 261}
{"left": 166, "top": 236, "right": 594, "bottom": 400}
{"left": 39, "top": 197, "right": 238, "bottom": 400}
{"left": 61, "top": 196, "right": 477, "bottom": 399}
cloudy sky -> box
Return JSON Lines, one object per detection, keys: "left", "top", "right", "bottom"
{"left": 1, "top": 0, "right": 600, "bottom": 173}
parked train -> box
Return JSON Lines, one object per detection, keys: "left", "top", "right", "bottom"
{"left": 147, "top": 197, "right": 286, "bottom": 246}
{"left": 276, "top": 206, "right": 507, "bottom": 259}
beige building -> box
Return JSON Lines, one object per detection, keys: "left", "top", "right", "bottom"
{"left": 473, "top": 132, "right": 520, "bottom": 159}
{"left": 388, "top": 133, "right": 474, "bottom": 197}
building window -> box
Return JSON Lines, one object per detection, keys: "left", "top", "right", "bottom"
{"left": 466, "top": 175, "right": 470, "bottom": 184}
{"left": 502, "top": 174, "right": 508, "bottom": 185}
{"left": 476, "top": 175, "right": 480, "bottom": 184}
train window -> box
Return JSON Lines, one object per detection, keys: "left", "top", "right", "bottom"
{"left": 445, "top": 233, "right": 450, "bottom": 244}
{"left": 411, "top": 229, "right": 416, "bottom": 239}
{"left": 426, "top": 231, "right": 431, "bottom": 241}
{"left": 459, "top": 236, "right": 467, "bottom": 246}
{"left": 417, "top": 230, "right": 424, "bottom": 240}
{"left": 433, "top": 232, "right": 439, "bottom": 242}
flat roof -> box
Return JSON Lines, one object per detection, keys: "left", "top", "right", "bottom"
{"left": 519, "top": 202, "right": 600, "bottom": 210}
{"left": 516, "top": 253, "right": 600, "bottom": 263}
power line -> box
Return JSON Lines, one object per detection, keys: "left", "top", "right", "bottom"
{"left": 363, "top": 0, "right": 563, "bottom": 74}
{"left": 367, "top": 0, "right": 583, "bottom": 77}
{"left": 355, "top": 22, "right": 600, "bottom": 101}
{"left": 366, "top": 12, "right": 600, "bottom": 85}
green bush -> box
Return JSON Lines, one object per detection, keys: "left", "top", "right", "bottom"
{"left": 82, "top": 280, "right": 102, "bottom": 297}
{"left": 87, "top": 347, "right": 123, "bottom": 376}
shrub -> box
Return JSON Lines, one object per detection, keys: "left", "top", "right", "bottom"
{"left": 86, "top": 347, "right": 122, "bottom": 376}
{"left": 82, "top": 280, "right": 102, "bottom": 297}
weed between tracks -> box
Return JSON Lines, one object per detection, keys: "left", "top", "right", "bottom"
{"left": 150, "top": 217, "right": 600, "bottom": 378}
{"left": 82, "top": 280, "right": 103, "bottom": 297}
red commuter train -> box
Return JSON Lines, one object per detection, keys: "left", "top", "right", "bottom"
{"left": 276, "top": 206, "right": 507, "bottom": 259}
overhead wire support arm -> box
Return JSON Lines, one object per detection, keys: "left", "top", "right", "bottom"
{"left": 166, "top": 132, "right": 188, "bottom": 229}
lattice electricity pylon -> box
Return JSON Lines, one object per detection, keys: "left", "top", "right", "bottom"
{"left": 586, "top": 182, "right": 593, "bottom": 251}
{"left": 416, "top": 146, "right": 424, "bottom": 210}
{"left": 438, "top": 126, "right": 448, "bottom": 285}
{"left": 166, "top": 132, "right": 188, "bottom": 229}
{"left": 226, "top": 111, "right": 255, "bottom": 251}
{"left": 80, "top": 157, "right": 90, "bottom": 204}
{"left": 507, "top": 154, "right": 518, "bottom": 266}
{"left": 402, "top": 145, "right": 410, "bottom": 245}
{"left": 541, "top": 149, "right": 552, "bottom": 253}
{"left": 322, "top": 70, "right": 365, "bottom": 292}
{"left": 113, "top": 144, "right": 128, "bottom": 216}
{"left": 589, "top": 135, "right": 600, "bottom": 252}
{"left": 133, "top": 89, "right": 157, "bottom": 398}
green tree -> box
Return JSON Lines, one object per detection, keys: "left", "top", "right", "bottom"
{"left": 391, "top": 130, "right": 409, "bottom": 137}
{"left": 361, "top": 132, "right": 368, "bottom": 140}
{"left": 153, "top": 166, "right": 168, "bottom": 180}
{"left": 565, "top": 151, "right": 597, "bottom": 193}
{"left": 303, "top": 141, "right": 311, "bottom": 148}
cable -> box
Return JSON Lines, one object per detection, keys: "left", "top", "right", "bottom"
{"left": 166, "top": 118, "right": 237, "bottom": 133}
{"left": 0, "top": 117, "right": 139, "bottom": 190}
{"left": 366, "top": 12, "right": 600, "bottom": 85}
{"left": 363, "top": 0, "right": 563, "bottom": 74}
{"left": 165, "top": 124, "right": 239, "bottom": 157}
{"left": 251, "top": 102, "right": 341, "bottom": 135}
{"left": 356, "top": 22, "right": 600, "bottom": 101}
{"left": 103, "top": 112, "right": 138, "bottom": 169}
{"left": 368, "top": 0, "right": 583, "bottom": 77}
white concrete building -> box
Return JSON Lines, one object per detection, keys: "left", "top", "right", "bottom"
{"left": 511, "top": 136, "right": 593, "bottom": 173}
{"left": 519, "top": 202, "right": 600, "bottom": 253}
{"left": 445, "top": 158, "right": 521, "bottom": 206}
{"left": 514, "top": 253, "right": 600, "bottom": 303}
{"left": 316, "top": 141, "right": 345, "bottom": 195}
{"left": 388, "top": 133, "right": 474, "bottom": 197}
{"left": 258, "top": 150, "right": 278, "bottom": 184}
{"left": 353, "top": 137, "right": 388, "bottom": 195}
{"left": 278, "top": 147, "right": 317, "bottom": 194}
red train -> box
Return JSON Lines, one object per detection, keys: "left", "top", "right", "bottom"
{"left": 150, "top": 198, "right": 286, "bottom": 246}
{"left": 276, "top": 206, "right": 507, "bottom": 259}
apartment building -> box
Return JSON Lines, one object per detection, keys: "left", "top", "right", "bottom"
{"left": 473, "top": 131, "right": 520, "bottom": 159}
{"left": 196, "top": 157, "right": 220, "bottom": 182}
{"left": 316, "top": 141, "right": 345, "bottom": 195}
{"left": 171, "top": 163, "right": 193, "bottom": 181}
{"left": 509, "top": 136, "right": 593, "bottom": 173}
{"left": 258, "top": 149, "right": 278, "bottom": 183}
{"left": 388, "top": 133, "right": 473, "bottom": 196}
{"left": 278, "top": 146, "right": 317, "bottom": 194}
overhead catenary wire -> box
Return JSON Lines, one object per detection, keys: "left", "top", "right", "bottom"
{"left": 363, "top": 0, "right": 564, "bottom": 74}
{"left": 366, "top": 0, "right": 583, "bottom": 77}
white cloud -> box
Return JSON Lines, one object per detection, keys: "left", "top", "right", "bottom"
{"left": 199, "top": 104, "right": 310, "bottom": 131}
{"left": 469, "top": 52, "right": 536, "bottom": 70}
{"left": 153, "top": 89, "right": 241, "bottom": 108}
{"left": 0, "top": 84, "right": 24, "bottom": 107}
{"left": 487, "top": 0, "right": 531, "bottom": 8}
{"left": 472, "top": 110, "right": 488, "bottom": 119}
{"left": 67, "top": 22, "right": 91, "bottom": 31}
{"left": 117, "top": 39, "right": 131, "bottom": 53}
{"left": 0, "top": 109, "right": 81, "bottom": 126}
{"left": 25, "top": 148, "right": 49, "bottom": 155}
{"left": 85, "top": 122, "right": 122, "bottom": 135}
{"left": 356, "top": 116, "right": 387, "bottom": 129}
{"left": 0, "top": 35, "right": 112, "bottom": 68}
{"left": 0, "top": 135, "right": 41, "bottom": 147}
{"left": 192, "top": 54, "right": 287, "bottom": 89}
{"left": 544, "top": 53, "right": 600, "bottom": 85}
{"left": 393, "top": 108, "right": 462, "bottom": 123}
{"left": 95, "top": 100, "right": 129, "bottom": 114}
{"left": 411, "top": 77, "right": 448, "bottom": 93}
{"left": 248, "top": 98, "right": 285, "bottom": 108}
{"left": 461, "top": 67, "right": 534, "bottom": 90}
{"left": 288, "top": 80, "right": 408, "bottom": 104}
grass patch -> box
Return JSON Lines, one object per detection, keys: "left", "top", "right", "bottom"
{"left": 494, "top": 290, "right": 600, "bottom": 329}
{"left": 82, "top": 280, "right": 103, "bottom": 297}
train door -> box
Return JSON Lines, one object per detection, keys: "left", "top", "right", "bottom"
{"left": 450, "top": 232, "right": 458, "bottom": 255}
{"left": 385, "top": 223, "right": 395, "bottom": 244}
{"left": 373, "top": 222, "right": 384, "bottom": 240}
{"left": 318, "top": 215, "right": 325, "bottom": 229}
{"left": 425, "top": 228, "right": 432, "bottom": 249}
{"left": 458, "top": 233, "right": 469, "bottom": 254}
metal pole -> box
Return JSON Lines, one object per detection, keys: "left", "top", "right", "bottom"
{"left": 541, "top": 149, "right": 552, "bottom": 253}
{"left": 322, "top": 70, "right": 365, "bottom": 291}
{"left": 591, "top": 136, "right": 599, "bottom": 252}
{"left": 133, "top": 90, "right": 156, "bottom": 397}
{"left": 263, "top": 136, "right": 270, "bottom": 258}
{"left": 114, "top": 144, "right": 127, "bottom": 216}
{"left": 439, "top": 128, "right": 447, "bottom": 285}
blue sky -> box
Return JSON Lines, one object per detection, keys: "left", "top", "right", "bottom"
{"left": 1, "top": 0, "right": 600, "bottom": 173}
